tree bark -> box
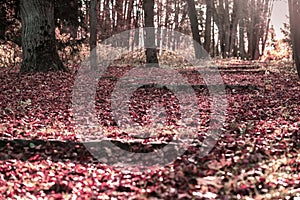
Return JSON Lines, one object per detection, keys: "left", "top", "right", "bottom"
{"left": 115, "top": 0, "right": 123, "bottom": 33}
{"left": 164, "top": 0, "right": 171, "bottom": 49}
{"left": 239, "top": 17, "right": 246, "bottom": 59}
{"left": 90, "top": 0, "right": 97, "bottom": 69}
{"left": 213, "top": 0, "right": 230, "bottom": 58}
{"left": 229, "top": 0, "right": 239, "bottom": 57}
{"left": 187, "top": 0, "right": 202, "bottom": 59}
{"left": 133, "top": 1, "right": 140, "bottom": 49}
{"left": 247, "top": 0, "right": 255, "bottom": 59}
{"left": 223, "top": 0, "right": 231, "bottom": 57}
{"left": 247, "top": 0, "right": 266, "bottom": 60}
{"left": 20, "top": 0, "right": 68, "bottom": 73}
{"left": 204, "top": 0, "right": 212, "bottom": 54}
{"left": 143, "top": 0, "right": 158, "bottom": 64}
{"left": 238, "top": 0, "right": 247, "bottom": 59}
{"left": 288, "top": 0, "right": 300, "bottom": 78}
{"left": 126, "top": 0, "right": 134, "bottom": 50}
{"left": 126, "top": 0, "right": 134, "bottom": 30}
{"left": 261, "top": 0, "right": 273, "bottom": 55}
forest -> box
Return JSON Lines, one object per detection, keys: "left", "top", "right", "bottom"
{"left": 0, "top": 0, "right": 299, "bottom": 199}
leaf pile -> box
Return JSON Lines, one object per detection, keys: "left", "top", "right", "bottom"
{"left": 0, "top": 60, "right": 299, "bottom": 199}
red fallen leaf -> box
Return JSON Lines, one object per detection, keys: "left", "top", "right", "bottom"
{"left": 259, "top": 176, "right": 265, "bottom": 182}
{"left": 197, "top": 176, "right": 222, "bottom": 189}
{"left": 238, "top": 184, "right": 248, "bottom": 190}
{"left": 1, "top": 61, "right": 300, "bottom": 198}
{"left": 207, "top": 157, "right": 231, "bottom": 170}
{"left": 29, "top": 154, "right": 40, "bottom": 161}
{"left": 44, "top": 182, "right": 72, "bottom": 194}
{"left": 265, "top": 182, "right": 276, "bottom": 189}
{"left": 205, "top": 169, "right": 218, "bottom": 176}
{"left": 6, "top": 192, "right": 14, "bottom": 198}
{"left": 25, "top": 184, "right": 36, "bottom": 192}
{"left": 48, "top": 193, "right": 63, "bottom": 199}
{"left": 178, "top": 193, "right": 192, "bottom": 199}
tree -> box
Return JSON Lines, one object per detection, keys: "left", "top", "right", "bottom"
{"left": 204, "top": 0, "right": 213, "bottom": 54}
{"left": 238, "top": 1, "right": 246, "bottom": 58}
{"left": 288, "top": 0, "right": 300, "bottom": 78}
{"left": 246, "top": 0, "right": 274, "bottom": 60}
{"left": 187, "top": 0, "right": 202, "bottom": 59}
{"left": 228, "top": 0, "right": 239, "bottom": 57}
{"left": 143, "top": 0, "right": 158, "bottom": 64}
{"left": 90, "top": 0, "right": 97, "bottom": 69}
{"left": 211, "top": 0, "right": 273, "bottom": 59}
{"left": 212, "top": 0, "right": 231, "bottom": 58}
{"left": 20, "top": 0, "right": 68, "bottom": 73}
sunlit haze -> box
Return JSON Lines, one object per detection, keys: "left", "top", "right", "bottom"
{"left": 271, "top": 0, "right": 289, "bottom": 39}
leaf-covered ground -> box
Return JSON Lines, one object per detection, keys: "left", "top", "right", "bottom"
{"left": 0, "top": 60, "right": 299, "bottom": 199}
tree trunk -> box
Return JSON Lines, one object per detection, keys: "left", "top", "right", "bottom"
{"left": 253, "top": 1, "right": 261, "bottom": 60}
{"left": 101, "top": 0, "right": 112, "bottom": 40}
{"left": 173, "top": 0, "right": 180, "bottom": 50}
{"left": 133, "top": 1, "right": 140, "bottom": 49}
{"left": 204, "top": 0, "right": 212, "bottom": 53}
{"left": 223, "top": 0, "right": 231, "bottom": 57}
{"left": 164, "top": 0, "right": 171, "bottom": 49}
{"left": 288, "top": 0, "right": 300, "bottom": 78}
{"left": 143, "top": 0, "right": 158, "bottom": 64}
{"left": 126, "top": 0, "right": 134, "bottom": 30}
{"left": 90, "top": 0, "right": 97, "bottom": 69}
{"left": 213, "top": 0, "right": 230, "bottom": 58}
{"left": 247, "top": 0, "right": 266, "bottom": 60}
{"left": 261, "top": 0, "right": 273, "bottom": 55}
{"left": 187, "top": 0, "right": 202, "bottom": 59}
{"left": 20, "top": 0, "right": 68, "bottom": 73}
{"left": 126, "top": 0, "right": 134, "bottom": 50}
{"left": 247, "top": 0, "right": 255, "bottom": 59}
{"left": 115, "top": 0, "right": 123, "bottom": 33}
{"left": 212, "top": 17, "right": 216, "bottom": 57}
{"left": 239, "top": 18, "right": 246, "bottom": 59}
{"left": 229, "top": 0, "right": 239, "bottom": 57}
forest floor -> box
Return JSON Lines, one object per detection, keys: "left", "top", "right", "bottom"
{"left": 0, "top": 59, "right": 299, "bottom": 199}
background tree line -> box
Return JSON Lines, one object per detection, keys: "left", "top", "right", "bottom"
{"left": 0, "top": 0, "right": 299, "bottom": 78}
